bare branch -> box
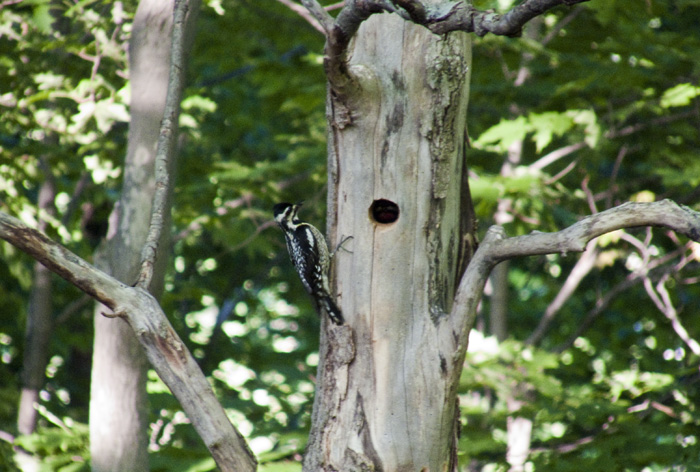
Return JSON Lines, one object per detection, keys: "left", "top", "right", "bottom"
{"left": 300, "top": 0, "right": 335, "bottom": 33}
{"left": 525, "top": 240, "right": 598, "bottom": 346}
{"left": 56, "top": 294, "right": 93, "bottom": 324}
{"left": 607, "top": 109, "right": 697, "bottom": 139}
{"left": 317, "top": 0, "right": 585, "bottom": 94}
{"left": 322, "top": 1, "right": 388, "bottom": 94}
{"left": 540, "top": 4, "right": 584, "bottom": 45}
{"left": 644, "top": 275, "right": 700, "bottom": 355}
{"left": 553, "top": 241, "right": 693, "bottom": 352}
{"left": 136, "top": 0, "right": 192, "bottom": 290}
{"left": 605, "top": 145, "right": 628, "bottom": 209}
{"left": 0, "top": 211, "right": 257, "bottom": 471}
{"left": 531, "top": 142, "right": 586, "bottom": 170}
{"left": 0, "top": 212, "right": 128, "bottom": 309}
{"left": 447, "top": 200, "right": 700, "bottom": 354}
{"left": 543, "top": 159, "right": 577, "bottom": 185}
{"left": 489, "top": 200, "right": 700, "bottom": 261}
{"left": 278, "top": 0, "right": 326, "bottom": 34}
{"left": 325, "top": 1, "right": 345, "bottom": 11}
{"left": 530, "top": 110, "right": 696, "bottom": 181}
{"left": 392, "top": 0, "right": 589, "bottom": 37}
{"left": 553, "top": 273, "right": 641, "bottom": 353}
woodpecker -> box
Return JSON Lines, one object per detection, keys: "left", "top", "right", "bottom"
{"left": 273, "top": 202, "right": 343, "bottom": 325}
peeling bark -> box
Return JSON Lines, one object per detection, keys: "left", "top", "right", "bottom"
{"left": 306, "top": 11, "right": 473, "bottom": 471}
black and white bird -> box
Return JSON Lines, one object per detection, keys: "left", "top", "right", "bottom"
{"left": 273, "top": 202, "right": 343, "bottom": 325}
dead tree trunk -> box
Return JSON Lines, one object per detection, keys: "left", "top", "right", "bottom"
{"left": 304, "top": 12, "right": 474, "bottom": 471}
{"left": 297, "top": 1, "right": 670, "bottom": 470}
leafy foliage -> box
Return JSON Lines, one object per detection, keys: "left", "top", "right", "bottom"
{"left": 460, "top": 332, "right": 700, "bottom": 470}
{"left": 462, "top": 0, "right": 700, "bottom": 469}
{"left": 1, "top": 0, "right": 699, "bottom": 470}
{"left": 14, "top": 422, "right": 89, "bottom": 472}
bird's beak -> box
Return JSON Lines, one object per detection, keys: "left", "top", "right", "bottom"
{"left": 291, "top": 201, "right": 304, "bottom": 218}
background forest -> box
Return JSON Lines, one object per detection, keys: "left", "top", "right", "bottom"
{"left": 1, "top": 0, "right": 699, "bottom": 471}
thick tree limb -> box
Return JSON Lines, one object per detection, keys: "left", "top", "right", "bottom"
{"left": 300, "top": 0, "right": 335, "bottom": 32}
{"left": 0, "top": 211, "right": 257, "bottom": 472}
{"left": 303, "top": 0, "right": 588, "bottom": 93}
{"left": 485, "top": 200, "right": 700, "bottom": 261}
{"left": 441, "top": 201, "right": 699, "bottom": 423}
{"left": 306, "top": 0, "right": 390, "bottom": 94}
{"left": 0, "top": 213, "right": 129, "bottom": 307}
{"left": 448, "top": 200, "right": 700, "bottom": 356}
{"left": 393, "top": 0, "right": 589, "bottom": 36}
{"left": 136, "top": 0, "right": 191, "bottom": 290}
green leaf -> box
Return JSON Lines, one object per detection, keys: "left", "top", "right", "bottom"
{"left": 259, "top": 462, "right": 302, "bottom": 472}
{"left": 93, "top": 99, "right": 129, "bottom": 134}
{"left": 182, "top": 457, "right": 217, "bottom": 472}
{"left": 528, "top": 111, "right": 574, "bottom": 152}
{"left": 182, "top": 95, "right": 218, "bottom": 113}
{"left": 473, "top": 116, "right": 528, "bottom": 152}
{"left": 567, "top": 109, "right": 600, "bottom": 148}
{"left": 31, "top": 1, "right": 53, "bottom": 33}
{"left": 34, "top": 72, "right": 67, "bottom": 90}
{"left": 660, "top": 83, "right": 700, "bottom": 108}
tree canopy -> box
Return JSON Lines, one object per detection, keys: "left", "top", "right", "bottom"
{"left": 1, "top": 0, "right": 699, "bottom": 470}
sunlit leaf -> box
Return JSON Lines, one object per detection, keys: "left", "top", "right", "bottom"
{"left": 660, "top": 83, "right": 700, "bottom": 108}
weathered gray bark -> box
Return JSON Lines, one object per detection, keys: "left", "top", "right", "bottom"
{"left": 297, "top": 4, "right": 700, "bottom": 469}
{"left": 0, "top": 211, "right": 257, "bottom": 471}
{"left": 304, "top": 13, "right": 474, "bottom": 471}
{"left": 89, "top": 0, "right": 178, "bottom": 469}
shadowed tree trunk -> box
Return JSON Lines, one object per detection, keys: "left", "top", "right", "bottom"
{"left": 18, "top": 160, "right": 56, "bottom": 438}
{"left": 16, "top": 160, "right": 56, "bottom": 472}
{"left": 89, "top": 0, "right": 180, "bottom": 469}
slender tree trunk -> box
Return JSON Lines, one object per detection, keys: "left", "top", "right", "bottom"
{"left": 16, "top": 163, "right": 56, "bottom": 472}
{"left": 18, "top": 163, "right": 56, "bottom": 438}
{"left": 490, "top": 139, "right": 521, "bottom": 342}
{"left": 305, "top": 13, "right": 474, "bottom": 471}
{"left": 489, "top": 261, "right": 509, "bottom": 342}
{"left": 89, "top": 1, "right": 177, "bottom": 469}
{"left": 18, "top": 262, "right": 52, "bottom": 435}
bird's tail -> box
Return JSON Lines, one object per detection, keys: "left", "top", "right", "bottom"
{"left": 319, "top": 295, "right": 344, "bottom": 325}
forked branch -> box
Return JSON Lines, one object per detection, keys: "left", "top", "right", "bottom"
{"left": 301, "top": 0, "right": 589, "bottom": 93}
{"left": 485, "top": 200, "right": 700, "bottom": 262}
{"left": 449, "top": 200, "right": 700, "bottom": 347}
{"left": 0, "top": 211, "right": 257, "bottom": 472}
{"left": 393, "top": 0, "right": 590, "bottom": 36}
